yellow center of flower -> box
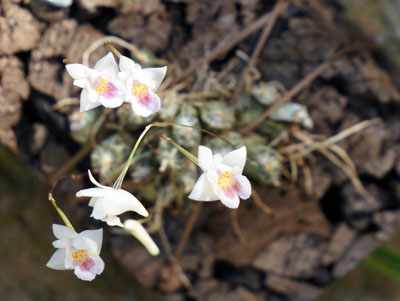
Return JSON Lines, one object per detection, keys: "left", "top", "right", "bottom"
{"left": 95, "top": 77, "right": 117, "bottom": 98}
{"left": 131, "top": 83, "right": 148, "bottom": 98}
{"left": 96, "top": 78, "right": 110, "bottom": 94}
{"left": 72, "top": 249, "right": 88, "bottom": 265}
{"left": 217, "top": 171, "right": 235, "bottom": 189}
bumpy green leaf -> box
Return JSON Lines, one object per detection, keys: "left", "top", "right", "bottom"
{"left": 173, "top": 104, "right": 201, "bottom": 148}
{"left": 245, "top": 142, "right": 282, "bottom": 184}
{"left": 235, "top": 94, "right": 263, "bottom": 127}
{"left": 201, "top": 101, "right": 234, "bottom": 129}
{"left": 251, "top": 81, "right": 283, "bottom": 105}
{"left": 271, "top": 102, "right": 313, "bottom": 129}
{"left": 159, "top": 91, "right": 183, "bottom": 121}
{"left": 91, "top": 132, "right": 134, "bottom": 182}
{"left": 69, "top": 108, "right": 101, "bottom": 144}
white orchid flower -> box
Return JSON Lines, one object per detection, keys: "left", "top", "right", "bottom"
{"left": 188, "top": 146, "right": 252, "bottom": 209}
{"left": 46, "top": 224, "right": 104, "bottom": 281}
{"left": 76, "top": 170, "right": 149, "bottom": 227}
{"left": 45, "top": 0, "right": 73, "bottom": 8}
{"left": 118, "top": 55, "right": 167, "bottom": 117}
{"left": 124, "top": 219, "right": 160, "bottom": 256}
{"left": 66, "top": 52, "right": 126, "bottom": 112}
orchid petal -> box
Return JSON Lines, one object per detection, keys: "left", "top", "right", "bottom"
{"left": 78, "top": 228, "right": 103, "bottom": 255}
{"left": 213, "top": 154, "right": 222, "bottom": 165}
{"left": 76, "top": 188, "right": 106, "bottom": 198}
{"left": 235, "top": 175, "right": 252, "bottom": 200}
{"left": 99, "top": 95, "right": 124, "bottom": 108}
{"left": 64, "top": 246, "right": 74, "bottom": 269}
{"left": 80, "top": 89, "right": 100, "bottom": 112}
{"left": 74, "top": 78, "right": 88, "bottom": 89}
{"left": 94, "top": 52, "right": 118, "bottom": 74}
{"left": 220, "top": 191, "right": 240, "bottom": 209}
{"left": 141, "top": 66, "right": 167, "bottom": 92}
{"left": 72, "top": 236, "right": 98, "bottom": 257}
{"left": 87, "top": 87, "right": 99, "bottom": 103}
{"left": 221, "top": 146, "right": 247, "bottom": 173}
{"left": 102, "top": 189, "right": 149, "bottom": 217}
{"left": 46, "top": 0, "right": 73, "bottom": 8}
{"left": 131, "top": 92, "right": 161, "bottom": 117}
{"left": 198, "top": 146, "right": 216, "bottom": 172}
{"left": 88, "top": 170, "right": 108, "bottom": 188}
{"left": 131, "top": 100, "right": 152, "bottom": 117}
{"left": 52, "top": 239, "right": 67, "bottom": 249}
{"left": 188, "top": 173, "right": 219, "bottom": 201}
{"left": 52, "top": 224, "right": 76, "bottom": 240}
{"left": 119, "top": 55, "right": 141, "bottom": 73}
{"left": 124, "top": 220, "right": 160, "bottom": 256}
{"left": 74, "top": 265, "right": 96, "bottom": 281}
{"left": 46, "top": 249, "right": 68, "bottom": 270}
{"left": 94, "top": 256, "right": 105, "bottom": 275}
{"left": 66, "top": 64, "right": 92, "bottom": 80}
{"left": 88, "top": 197, "right": 101, "bottom": 207}
{"left": 103, "top": 215, "right": 124, "bottom": 227}
{"left": 91, "top": 199, "right": 107, "bottom": 220}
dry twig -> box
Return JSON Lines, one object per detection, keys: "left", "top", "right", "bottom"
{"left": 166, "top": 10, "right": 277, "bottom": 88}
{"left": 232, "top": 0, "right": 290, "bottom": 106}
{"left": 239, "top": 45, "right": 376, "bottom": 135}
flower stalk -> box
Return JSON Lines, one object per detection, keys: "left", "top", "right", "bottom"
{"left": 105, "top": 42, "right": 122, "bottom": 59}
{"left": 113, "top": 123, "right": 154, "bottom": 189}
{"left": 48, "top": 193, "right": 75, "bottom": 231}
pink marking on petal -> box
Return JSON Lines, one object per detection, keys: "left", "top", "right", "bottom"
{"left": 137, "top": 94, "right": 152, "bottom": 105}
{"left": 95, "top": 78, "right": 118, "bottom": 99}
{"left": 131, "top": 83, "right": 152, "bottom": 105}
{"left": 79, "top": 257, "right": 96, "bottom": 272}
{"left": 217, "top": 171, "right": 243, "bottom": 199}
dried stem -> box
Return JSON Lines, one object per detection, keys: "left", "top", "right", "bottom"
{"left": 319, "top": 148, "right": 370, "bottom": 198}
{"left": 82, "top": 36, "right": 149, "bottom": 66}
{"left": 239, "top": 44, "right": 375, "bottom": 135}
{"left": 291, "top": 118, "right": 381, "bottom": 160}
{"left": 175, "top": 202, "right": 203, "bottom": 261}
{"left": 49, "top": 193, "right": 75, "bottom": 231}
{"left": 158, "top": 227, "right": 192, "bottom": 289}
{"left": 230, "top": 209, "right": 247, "bottom": 243}
{"left": 251, "top": 189, "right": 274, "bottom": 215}
{"left": 232, "top": 0, "right": 289, "bottom": 105}
{"left": 166, "top": 10, "right": 275, "bottom": 88}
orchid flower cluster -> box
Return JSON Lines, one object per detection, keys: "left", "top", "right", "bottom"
{"left": 66, "top": 52, "right": 166, "bottom": 117}
{"left": 47, "top": 52, "right": 252, "bottom": 281}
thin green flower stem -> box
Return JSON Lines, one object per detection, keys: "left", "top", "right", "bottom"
{"left": 105, "top": 42, "right": 122, "bottom": 59}
{"left": 152, "top": 122, "right": 235, "bottom": 147}
{"left": 154, "top": 134, "right": 200, "bottom": 167}
{"left": 48, "top": 193, "right": 75, "bottom": 231}
{"left": 113, "top": 122, "right": 213, "bottom": 189}
{"left": 113, "top": 124, "right": 155, "bottom": 189}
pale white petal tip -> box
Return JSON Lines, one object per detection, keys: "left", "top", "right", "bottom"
{"left": 124, "top": 220, "right": 160, "bottom": 256}
{"left": 74, "top": 266, "right": 97, "bottom": 281}
{"left": 221, "top": 146, "right": 247, "bottom": 172}
{"left": 46, "top": 249, "right": 67, "bottom": 270}
{"left": 46, "top": 0, "right": 73, "bottom": 8}
{"left": 105, "top": 215, "right": 124, "bottom": 227}
{"left": 73, "top": 256, "right": 104, "bottom": 281}
{"left": 220, "top": 193, "right": 240, "bottom": 209}
{"left": 198, "top": 145, "right": 215, "bottom": 172}
{"left": 87, "top": 170, "right": 107, "bottom": 188}
{"left": 187, "top": 173, "right": 219, "bottom": 201}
